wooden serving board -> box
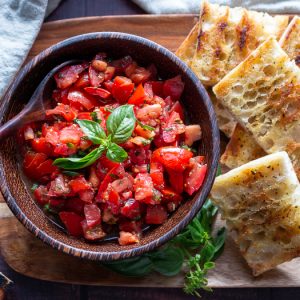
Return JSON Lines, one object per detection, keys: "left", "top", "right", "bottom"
{"left": 1, "top": 14, "right": 300, "bottom": 288}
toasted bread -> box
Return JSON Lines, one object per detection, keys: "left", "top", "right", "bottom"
{"left": 191, "top": 0, "right": 288, "bottom": 86}
{"left": 221, "top": 123, "right": 266, "bottom": 169}
{"left": 213, "top": 37, "right": 300, "bottom": 176}
{"left": 175, "top": 23, "right": 199, "bottom": 67}
{"left": 208, "top": 89, "right": 236, "bottom": 137}
{"left": 211, "top": 151, "right": 300, "bottom": 276}
{"left": 279, "top": 16, "right": 300, "bottom": 67}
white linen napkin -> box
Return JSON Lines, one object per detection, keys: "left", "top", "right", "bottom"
{"left": 132, "top": 0, "right": 300, "bottom": 14}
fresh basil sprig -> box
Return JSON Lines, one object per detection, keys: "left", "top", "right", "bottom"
{"left": 103, "top": 199, "right": 226, "bottom": 297}
{"left": 53, "top": 105, "right": 136, "bottom": 170}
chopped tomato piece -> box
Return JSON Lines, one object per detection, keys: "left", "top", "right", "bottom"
{"left": 31, "top": 137, "right": 53, "bottom": 156}
{"left": 35, "top": 159, "right": 58, "bottom": 178}
{"left": 169, "top": 101, "right": 184, "bottom": 121}
{"left": 163, "top": 75, "right": 184, "bottom": 101}
{"left": 46, "top": 104, "right": 77, "bottom": 122}
{"left": 145, "top": 205, "right": 167, "bottom": 224}
{"left": 120, "top": 199, "right": 141, "bottom": 219}
{"left": 136, "top": 104, "right": 162, "bottom": 122}
{"left": 134, "top": 124, "right": 155, "bottom": 139}
{"left": 184, "top": 125, "right": 202, "bottom": 146}
{"left": 52, "top": 88, "right": 69, "bottom": 104}
{"left": 88, "top": 64, "right": 105, "bottom": 87}
{"left": 74, "top": 71, "right": 90, "bottom": 88}
{"left": 128, "top": 84, "right": 148, "bottom": 105}
{"left": 167, "top": 170, "right": 184, "bottom": 194}
{"left": 134, "top": 173, "right": 154, "bottom": 202}
{"left": 118, "top": 231, "right": 139, "bottom": 245}
{"left": 77, "top": 112, "right": 93, "bottom": 120}
{"left": 81, "top": 221, "right": 106, "bottom": 240}
{"left": 184, "top": 159, "right": 207, "bottom": 195}
{"left": 34, "top": 185, "right": 49, "bottom": 206}
{"left": 150, "top": 161, "right": 165, "bottom": 190}
{"left": 69, "top": 176, "right": 91, "bottom": 193}
{"left": 84, "top": 204, "right": 101, "bottom": 228}
{"left": 152, "top": 147, "right": 193, "bottom": 172}
{"left": 84, "top": 87, "right": 111, "bottom": 99}
{"left": 23, "top": 152, "right": 48, "bottom": 180}
{"left": 59, "top": 125, "right": 83, "bottom": 146}
{"left": 162, "top": 111, "right": 185, "bottom": 143}
{"left": 64, "top": 198, "right": 85, "bottom": 215}
{"left": 111, "top": 76, "right": 134, "bottom": 103}
{"left": 59, "top": 211, "right": 84, "bottom": 237}
{"left": 54, "top": 63, "right": 88, "bottom": 89}
{"left": 111, "top": 174, "right": 134, "bottom": 194}
{"left": 68, "top": 89, "right": 98, "bottom": 110}
{"left": 130, "top": 67, "right": 151, "bottom": 84}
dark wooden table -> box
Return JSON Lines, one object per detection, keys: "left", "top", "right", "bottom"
{"left": 1, "top": 0, "right": 299, "bottom": 299}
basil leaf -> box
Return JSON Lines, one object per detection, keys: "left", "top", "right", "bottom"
{"left": 106, "top": 143, "right": 128, "bottom": 163}
{"left": 106, "top": 105, "right": 136, "bottom": 144}
{"left": 151, "top": 246, "right": 184, "bottom": 276}
{"left": 75, "top": 119, "right": 106, "bottom": 144}
{"left": 103, "top": 256, "right": 153, "bottom": 277}
{"left": 53, "top": 146, "right": 105, "bottom": 170}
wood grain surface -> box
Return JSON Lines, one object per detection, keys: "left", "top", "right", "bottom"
{"left": 0, "top": 14, "right": 300, "bottom": 290}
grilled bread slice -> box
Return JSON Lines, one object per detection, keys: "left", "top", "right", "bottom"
{"left": 175, "top": 22, "right": 199, "bottom": 67}
{"left": 279, "top": 16, "right": 300, "bottom": 67}
{"left": 208, "top": 89, "right": 236, "bottom": 137}
{"left": 221, "top": 124, "right": 266, "bottom": 169}
{"left": 211, "top": 151, "right": 300, "bottom": 276}
{"left": 191, "top": 0, "right": 288, "bottom": 86}
{"left": 213, "top": 37, "right": 300, "bottom": 176}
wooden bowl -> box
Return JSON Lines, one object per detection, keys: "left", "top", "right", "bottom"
{"left": 0, "top": 32, "right": 219, "bottom": 261}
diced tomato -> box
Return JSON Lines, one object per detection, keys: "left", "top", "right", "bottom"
{"left": 104, "top": 66, "right": 115, "bottom": 81}
{"left": 130, "top": 67, "right": 151, "bottom": 84}
{"left": 81, "top": 221, "right": 106, "bottom": 240}
{"left": 161, "top": 188, "right": 182, "bottom": 203}
{"left": 150, "top": 161, "right": 165, "bottom": 190}
{"left": 84, "top": 204, "right": 101, "bottom": 228}
{"left": 59, "top": 125, "right": 83, "bottom": 146}
{"left": 170, "top": 101, "right": 184, "bottom": 121}
{"left": 88, "top": 64, "right": 105, "bottom": 87}
{"left": 104, "top": 80, "right": 114, "bottom": 92}
{"left": 64, "top": 198, "right": 85, "bottom": 215}
{"left": 118, "top": 231, "right": 139, "bottom": 245}
{"left": 128, "top": 84, "right": 148, "bottom": 105}
{"left": 59, "top": 211, "right": 84, "bottom": 237}
{"left": 31, "top": 137, "right": 53, "bottom": 156}
{"left": 184, "top": 159, "right": 207, "bottom": 195}
{"left": 163, "top": 75, "right": 184, "bottom": 101}
{"left": 152, "top": 147, "right": 193, "bottom": 172}
{"left": 44, "top": 126, "right": 60, "bottom": 146}
{"left": 35, "top": 159, "right": 58, "bottom": 177}
{"left": 184, "top": 125, "right": 202, "bottom": 146}
{"left": 52, "top": 88, "right": 69, "bottom": 104}
{"left": 136, "top": 104, "right": 162, "bottom": 122}
{"left": 167, "top": 170, "right": 183, "bottom": 194}
{"left": 34, "top": 185, "right": 49, "bottom": 206}
{"left": 145, "top": 205, "right": 167, "bottom": 224}
{"left": 134, "top": 124, "right": 155, "bottom": 139}
{"left": 84, "top": 87, "right": 111, "bottom": 99}
{"left": 134, "top": 173, "right": 153, "bottom": 202}
{"left": 147, "top": 81, "right": 164, "bottom": 97}
{"left": 46, "top": 104, "right": 77, "bottom": 122}
{"left": 128, "top": 147, "right": 151, "bottom": 165}
{"left": 68, "top": 89, "right": 98, "bottom": 110}
{"left": 119, "top": 220, "right": 142, "bottom": 233}
{"left": 111, "top": 76, "right": 134, "bottom": 103}
{"left": 95, "top": 164, "right": 125, "bottom": 202}
{"left": 120, "top": 199, "right": 141, "bottom": 219}
{"left": 53, "top": 143, "right": 75, "bottom": 156}
{"left": 111, "top": 174, "right": 134, "bottom": 193}
{"left": 54, "top": 63, "right": 88, "bottom": 89}
{"left": 77, "top": 112, "right": 93, "bottom": 120}
{"left": 48, "top": 175, "right": 71, "bottom": 197}
{"left": 23, "top": 152, "right": 47, "bottom": 180}
{"left": 69, "top": 176, "right": 91, "bottom": 193}
{"left": 79, "top": 189, "right": 94, "bottom": 203}
{"left": 74, "top": 71, "right": 90, "bottom": 88}
{"left": 162, "top": 111, "right": 185, "bottom": 143}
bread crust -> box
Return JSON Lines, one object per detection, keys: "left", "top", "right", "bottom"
{"left": 191, "top": 0, "right": 288, "bottom": 86}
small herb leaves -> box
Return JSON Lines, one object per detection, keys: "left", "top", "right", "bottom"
{"left": 53, "top": 146, "right": 105, "bottom": 170}
{"left": 53, "top": 105, "right": 136, "bottom": 170}
{"left": 75, "top": 119, "right": 106, "bottom": 144}
{"left": 136, "top": 119, "right": 155, "bottom": 131}
{"left": 107, "top": 105, "right": 136, "bottom": 143}
{"left": 106, "top": 142, "right": 128, "bottom": 163}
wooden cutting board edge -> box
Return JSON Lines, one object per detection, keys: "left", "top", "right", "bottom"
{"left": 1, "top": 14, "right": 300, "bottom": 288}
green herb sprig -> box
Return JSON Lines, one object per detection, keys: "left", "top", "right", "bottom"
{"left": 103, "top": 199, "right": 226, "bottom": 297}
{"left": 53, "top": 105, "right": 136, "bottom": 170}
